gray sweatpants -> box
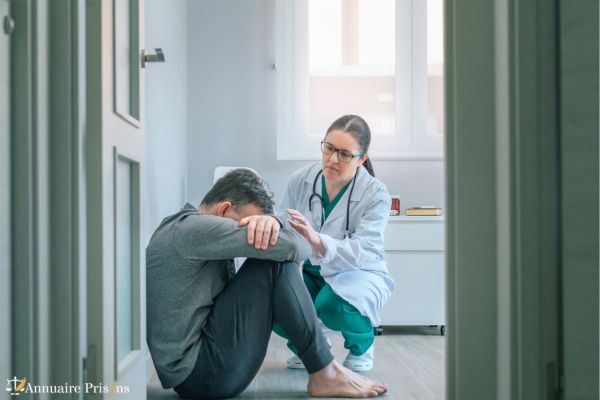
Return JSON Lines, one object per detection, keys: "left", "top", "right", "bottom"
{"left": 173, "top": 259, "right": 334, "bottom": 399}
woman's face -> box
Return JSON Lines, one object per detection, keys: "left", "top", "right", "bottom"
{"left": 321, "top": 129, "right": 367, "bottom": 184}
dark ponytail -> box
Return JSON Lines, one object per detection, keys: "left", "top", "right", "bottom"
{"left": 325, "top": 114, "right": 375, "bottom": 177}
{"left": 362, "top": 158, "right": 375, "bottom": 177}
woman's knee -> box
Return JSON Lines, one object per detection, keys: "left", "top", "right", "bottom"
{"left": 315, "top": 290, "right": 347, "bottom": 328}
{"left": 315, "top": 287, "right": 370, "bottom": 332}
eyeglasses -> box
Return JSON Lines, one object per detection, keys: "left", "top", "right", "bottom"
{"left": 320, "top": 141, "right": 365, "bottom": 163}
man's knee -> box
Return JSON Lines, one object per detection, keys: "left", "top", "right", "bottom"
{"left": 236, "top": 258, "right": 279, "bottom": 278}
{"left": 237, "top": 259, "right": 300, "bottom": 284}
{"left": 276, "top": 261, "right": 306, "bottom": 286}
{"left": 279, "top": 260, "right": 301, "bottom": 273}
{"left": 241, "top": 258, "right": 279, "bottom": 269}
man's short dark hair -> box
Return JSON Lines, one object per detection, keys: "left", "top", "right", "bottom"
{"left": 200, "top": 169, "right": 274, "bottom": 214}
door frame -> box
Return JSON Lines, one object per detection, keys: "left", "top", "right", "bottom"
{"left": 48, "top": 0, "right": 87, "bottom": 392}
{"left": 9, "top": 0, "right": 86, "bottom": 393}
{"left": 11, "top": 0, "right": 39, "bottom": 384}
{"left": 0, "top": 0, "right": 12, "bottom": 390}
{"left": 445, "top": 0, "right": 562, "bottom": 399}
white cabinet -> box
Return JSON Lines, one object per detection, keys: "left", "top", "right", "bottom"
{"left": 380, "top": 216, "right": 446, "bottom": 327}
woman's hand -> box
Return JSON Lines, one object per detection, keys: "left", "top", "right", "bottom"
{"left": 286, "top": 209, "right": 326, "bottom": 256}
{"left": 239, "top": 215, "right": 280, "bottom": 250}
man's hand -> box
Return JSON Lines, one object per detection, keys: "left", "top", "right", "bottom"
{"left": 239, "top": 215, "right": 280, "bottom": 250}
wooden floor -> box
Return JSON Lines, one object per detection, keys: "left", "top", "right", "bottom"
{"left": 147, "top": 326, "right": 445, "bottom": 400}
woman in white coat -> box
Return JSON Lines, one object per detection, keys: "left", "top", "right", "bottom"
{"left": 273, "top": 115, "right": 395, "bottom": 372}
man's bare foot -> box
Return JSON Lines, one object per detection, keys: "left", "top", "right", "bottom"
{"left": 307, "top": 360, "right": 387, "bottom": 398}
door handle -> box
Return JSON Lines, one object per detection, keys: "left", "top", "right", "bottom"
{"left": 141, "top": 48, "right": 165, "bottom": 68}
{"left": 3, "top": 15, "right": 14, "bottom": 35}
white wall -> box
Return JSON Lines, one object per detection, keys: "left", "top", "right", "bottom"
{"left": 186, "top": 0, "right": 445, "bottom": 212}
{"left": 144, "top": 0, "right": 188, "bottom": 243}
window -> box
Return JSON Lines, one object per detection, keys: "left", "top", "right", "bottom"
{"left": 276, "top": 0, "right": 444, "bottom": 160}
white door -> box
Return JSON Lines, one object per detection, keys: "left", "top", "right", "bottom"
{"left": 0, "top": 0, "right": 12, "bottom": 392}
{"left": 86, "top": 0, "right": 146, "bottom": 397}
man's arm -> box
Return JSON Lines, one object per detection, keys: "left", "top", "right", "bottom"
{"left": 174, "top": 214, "right": 310, "bottom": 262}
{"left": 239, "top": 214, "right": 282, "bottom": 249}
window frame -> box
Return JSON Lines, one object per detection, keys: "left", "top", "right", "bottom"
{"left": 275, "top": 0, "right": 444, "bottom": 161}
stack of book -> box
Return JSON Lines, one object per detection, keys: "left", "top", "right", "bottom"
{"left": 405, "top": 206, "right": 442, "bottom": 216}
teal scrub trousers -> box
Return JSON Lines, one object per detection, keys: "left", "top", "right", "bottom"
{"left": 273, "top": 267, "right": 375, "bottom": 356}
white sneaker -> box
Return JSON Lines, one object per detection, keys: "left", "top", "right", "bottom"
{"left": 286, "top": 354, "right": 305, "bottom": 369}
{"left": 286, "top": 336, "right": 332, "bottom": 369}
{"left": 343, "top": 344, "right": 374, "bottom": 372}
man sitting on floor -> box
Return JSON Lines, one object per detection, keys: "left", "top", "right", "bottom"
{"left": 146, "top": 169, "right": 387, "bottom": 399}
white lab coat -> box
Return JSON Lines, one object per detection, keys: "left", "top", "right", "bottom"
{"left": 278, "top": 162, "right": 395, "bottom": 326}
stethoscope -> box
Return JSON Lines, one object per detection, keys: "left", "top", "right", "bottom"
{"left": 308, "top": 168, "right": 358, "bottom": 239}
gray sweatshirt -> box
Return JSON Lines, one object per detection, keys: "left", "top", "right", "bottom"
{"left": 146, "top": 203, "right": 310, "bottom": 388}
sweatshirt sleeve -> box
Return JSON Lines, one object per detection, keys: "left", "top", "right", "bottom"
{"left": 173, "top": 214, "right": 310, "bottom": 263}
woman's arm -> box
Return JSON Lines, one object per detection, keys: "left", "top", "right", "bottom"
{"left": 286, "top": 208, "right": 326, "bottom": 256}
{"left": 288, "top": 190, "right": 390, "bottom": 275}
